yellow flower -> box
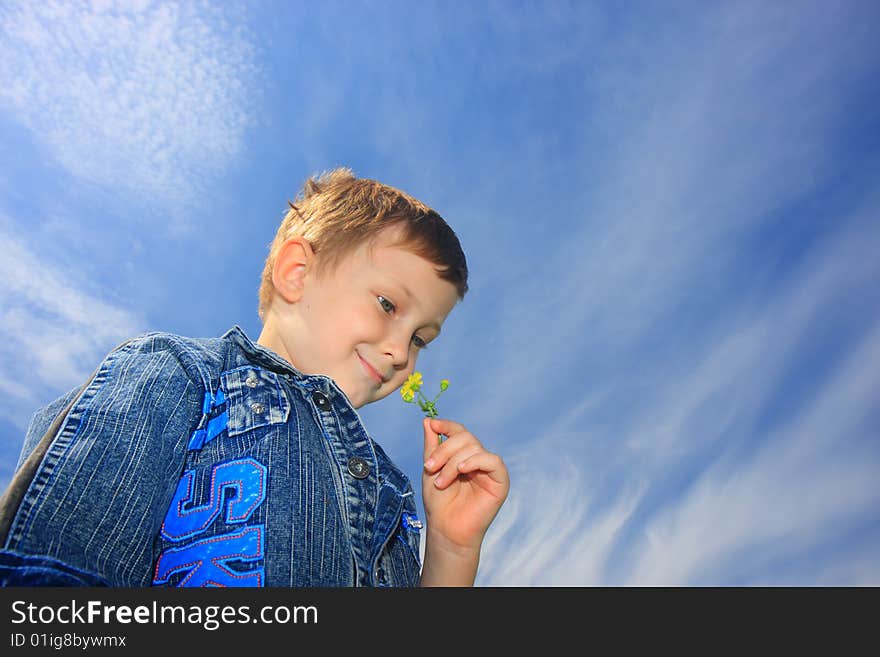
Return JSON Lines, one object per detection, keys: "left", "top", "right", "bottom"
{"left": 399, "top": 371, "right": 450, "bottom": 444}
{"left": 404, "top": 371, "right": 423, "bottom": 392}
{"left": 400, "top": 371, "right": 424, "bottom": 403}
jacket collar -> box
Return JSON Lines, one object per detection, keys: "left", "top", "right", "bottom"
{"left": 221, "top": 325, "right": 414, "bottom": 496}
{"left": 222, "top": 324, "right": 307, "bottom": 379}
{"left": 220, "top": 324, "right": 357, "bottom": 407}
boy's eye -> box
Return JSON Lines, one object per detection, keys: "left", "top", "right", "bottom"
{"left": 378, "top": 295, "right": 429, "bottom": 349}
{"left": 377, "top": 296, "right": 395, "bottom": 314}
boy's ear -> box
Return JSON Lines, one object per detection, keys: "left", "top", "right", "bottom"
{"left": 272, "top": 237, "right": 315, "bottom": 303}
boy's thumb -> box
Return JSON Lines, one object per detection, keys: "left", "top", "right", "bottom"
{"left": 422, "top": 416, "right": 437, "bottom": 460}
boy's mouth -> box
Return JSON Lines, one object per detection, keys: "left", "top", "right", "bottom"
{"left": 357, "top": 352, "right": 385, "bottom": 386}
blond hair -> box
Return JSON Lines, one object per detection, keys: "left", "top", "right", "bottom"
{"left": 258, "top": 168, "right": 468, "bottom": 321}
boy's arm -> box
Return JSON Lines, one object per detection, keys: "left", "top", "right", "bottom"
{"left": 418, "top": 417, "right": 510, "bottom": 587}
{"left": 419, "top": 529, "right": 480, "bottom": 586}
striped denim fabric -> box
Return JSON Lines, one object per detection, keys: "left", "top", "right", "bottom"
{"left": 0, "top": 326, "right": 421, "bottom": 587}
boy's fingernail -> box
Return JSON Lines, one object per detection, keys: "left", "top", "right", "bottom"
{"left": 424, "top": 458, "right": 435, "bottom": 470}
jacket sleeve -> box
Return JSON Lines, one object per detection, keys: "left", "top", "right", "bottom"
{"left": 16, "top": 385, "right": 85, "bottom": 472}
{"left": 0, "top": 333, "right": 206, "bottom": 585}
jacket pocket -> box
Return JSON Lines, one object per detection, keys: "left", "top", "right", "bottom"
{"left": 221, "top": 366, "right": 290, "bottom": 438}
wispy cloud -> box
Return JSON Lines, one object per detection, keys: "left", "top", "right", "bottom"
{"left": 477, "top": 205, "right": 880, "bottom": 585}
{"left": 628, "top": 315, "right": 880, "bottom": 585}
{"left": 467, "top": 4, "right": 880, "bottom": 585}
{"left": 0, "top": 0, "right": 260, "bottom": 213}
{"left": 0, "top": 213, "right": 142, "bottom": 424}
{"left": 457, "top": 1, "right": 876, "bottom": 430}
{"left": 0, "top": 1, "right": 261, "bottom": 482}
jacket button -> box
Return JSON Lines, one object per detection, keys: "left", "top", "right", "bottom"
{"left": 347, "top": 457, "right": 370, "bottom": 479}
{"left": 250, "top": 402, "right": 265, "bottom": 415}
{"left": 245, "top": 375, "right": 258, "bottom": 388}
{"left": 312, "top": 391, "right": 330, "bottom": 410}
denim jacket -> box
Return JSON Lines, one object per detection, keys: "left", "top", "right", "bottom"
{"left": 0, "top": 326, "right": 422, "bottom": 587}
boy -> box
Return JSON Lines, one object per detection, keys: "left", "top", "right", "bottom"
{"left": 0, "top": 168, "right": 509, "bottom": 587}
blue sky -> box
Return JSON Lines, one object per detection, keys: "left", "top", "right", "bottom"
{"left": 1, "top": 0, "right": 878, "bottom": 585}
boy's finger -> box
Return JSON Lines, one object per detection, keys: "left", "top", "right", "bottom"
{"left": 428, "top": 417, "right": 466, "bottom": 437}
{"left": 432, "top": 445, "right": 484, "bottom": 489}
{"left": 423, "top": 431, "right": 481, "bottom": 474}
{"left": 457, "top": 452, "right": 510, "bottom": 488}
{"left": 423, "top": 417, "right": 440, "bottom": 461}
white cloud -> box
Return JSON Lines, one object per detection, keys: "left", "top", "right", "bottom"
{"left": 476, "top": 207, "right": 880, "bottom": 585}
{"left": 0, "top": 0, "right": 259, "bottom": 212}
{"left": 0, "top": 215, "right": 143, "bottom": 414}
{"left": 627, "top": 316, "right": 880, "bottom": 585}
{"left": 476, "top": 432, "right": 646, "bottom": 586}
{"left": 467, "top": 4, "right": 880, "bottom": 584}
{"left": 451, "top": 1, "right": 876, "bottom": 431}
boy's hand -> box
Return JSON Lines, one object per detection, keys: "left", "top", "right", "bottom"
{"left": 421, "top": 417, "right": 510, "bottom": 554}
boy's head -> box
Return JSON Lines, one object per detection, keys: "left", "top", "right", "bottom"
{"left": 257, "top": 168, "right": 469, "bottom": 409}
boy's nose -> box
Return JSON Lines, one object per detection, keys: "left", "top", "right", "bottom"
{"left": 385, "top": 345, "right": 408, "bottom": 368}
{"left": 382, "top": 332, "right": 411, "bottom": 368}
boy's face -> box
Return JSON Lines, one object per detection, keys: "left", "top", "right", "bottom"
{"left": 261, "top": 225, "right": 460, "bottom": 409}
